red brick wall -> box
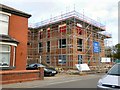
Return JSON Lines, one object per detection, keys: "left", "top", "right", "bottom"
{"left": 9, "top": 14, "right": 28, "bottom": 70}
{"left": 0, "top": 67, "right": 44, "bottom": 84}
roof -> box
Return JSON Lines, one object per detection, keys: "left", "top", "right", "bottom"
{"left": 0, "top": 4, "right": 31, "bottom": 18}
{"left": 0, "top": 34, "right": 19, "bottom": 44}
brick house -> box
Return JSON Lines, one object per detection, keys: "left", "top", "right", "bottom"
{"left": 0, "top": 4, "right": 31, "bottom": 70}
{"left": 0, "top": 4, "right": 44, "bottom": 84}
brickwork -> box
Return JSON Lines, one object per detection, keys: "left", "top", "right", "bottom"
{"left": 28, "top": 21, "right": 106, "bottom": 69}
{"left": 9, "top": 14, "right": 28, "bottom": 70}
{"left": 28, "top": 11, "right": 111, "bottom": 69}
{"left": 0, "top": 4, "right": 45, "bottom": 85}
{"left": 0, "top": 67, "right": 44, "bottom": 84}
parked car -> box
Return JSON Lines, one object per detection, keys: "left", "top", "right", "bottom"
{"left": 97, "top": 63, "right": 120, "bottom": 89}
{"left": 44, "top": 67, "right": 57, "bottom": 76}
{"left": 26, "top": 63, "right": 58, "bottom": 76}
{"left": 46, "top": 67, "right": 58, "bottom": 73}
{"left": 26, "top": 63, "right": 45, "bottom": 70}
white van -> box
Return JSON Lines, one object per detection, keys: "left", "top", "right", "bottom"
{"left": 97, "top": 63, "right": 120, "bottom": 89}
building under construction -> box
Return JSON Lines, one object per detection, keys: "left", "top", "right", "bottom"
{"left": 28, "top": 10, "right": 111, "bottom": 69}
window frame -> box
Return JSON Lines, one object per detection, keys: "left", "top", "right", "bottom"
{"left": 0, "top": 12, "right": 10, "bottom": 35}
{"left": 46, "top": 55, "right": 50, "bottom": 64}
{"left": 38, "top": 42, "right": 43, "bottom": 53}
{"left": 59, "top": 39, "right": 66, "bottom": 48}
{"left": 0, "top": 45, "right": 11, "bottom": 67}
{"left": 47, "top": 28, "right": 50, "bottom": 38}
{"left": 46, "top": 41, "right": 50, "bottom": 52}
{"left": 58, "top": 24, "right": 66, "bottom": 33}
{"left": 58, "top": 55, "right": 66, "bottom": 64}
{"left": 77, "top": 38, "right": 83, "bottom": 51}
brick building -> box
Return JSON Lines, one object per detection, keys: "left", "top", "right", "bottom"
{"left": 0, "top": 4, "right": 31, "bottom": 70}
{"left": 0, "top": 4, "right": 44, "bottom": 84}
{"left": 28, "top": 11, "right": 111, "bottom": 69}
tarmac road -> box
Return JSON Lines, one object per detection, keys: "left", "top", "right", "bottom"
{"left": 2, "top": 73, "right": 104, "bottom": 88}
{"left": 42, "top": 76, "right": 100, "bottom": 88}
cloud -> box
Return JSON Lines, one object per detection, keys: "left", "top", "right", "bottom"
{"left": 1, "top": 0, "right": 119, "bottom": 45}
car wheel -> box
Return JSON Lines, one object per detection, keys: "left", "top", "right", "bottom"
{"left": 49, "top": 73, "right": 53, "bottom": 76}
{"left": 52, "top": 74, "right": 55, "bottom": 76}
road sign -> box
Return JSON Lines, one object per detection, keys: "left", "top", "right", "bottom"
{"left": 93, "top": 41, "right": 100, "bottom": 53}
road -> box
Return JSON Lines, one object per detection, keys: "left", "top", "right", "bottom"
{"left": 41, "top": 74, "right": 102, "bottom": 88}
{"left": 2, "top": 73, "right": 103, "bottom": 88}
{"left": 42, "top": 76, "right": 100, "bottom": 88}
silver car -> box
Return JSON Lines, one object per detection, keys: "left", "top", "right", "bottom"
{"left": 97, "top": 63, "right": 120, "bottom": 89}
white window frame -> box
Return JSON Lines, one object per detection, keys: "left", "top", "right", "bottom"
{"left": 0, "top": 44, "right": 11, "bottom": 67}
{"left": 0, "top": 11, "right": 11, "bottom": 35}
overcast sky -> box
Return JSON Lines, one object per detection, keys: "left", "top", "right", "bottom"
{"left": 1, "top": 0, "right": 119, "bottom": 46}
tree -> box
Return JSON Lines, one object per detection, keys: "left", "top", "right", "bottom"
{"left": 113, "top": 43, "right": 120, "bottom": 59}
{"left": 105, "top": 46, "right": 113, "bottom": 58}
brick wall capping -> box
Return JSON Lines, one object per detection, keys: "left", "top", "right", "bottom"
{"left": 0, "top": 70, "right": 39, "bottom": 75}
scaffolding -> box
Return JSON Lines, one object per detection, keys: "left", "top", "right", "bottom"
{"left": 28, "top": 10, "right": 111, "bottom": 69}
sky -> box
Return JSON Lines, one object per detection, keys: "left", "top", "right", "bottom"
{"left": 1, "top": 0, "right": 119, "bottom": 46}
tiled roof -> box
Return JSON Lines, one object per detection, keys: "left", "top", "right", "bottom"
{"left": 0, "top": 34, "right": 19, "bottom": 44}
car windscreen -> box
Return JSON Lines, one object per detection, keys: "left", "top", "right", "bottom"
{"left": 44, "top": 68, "right": 52, "bottom": 71}
{"left": 108, "top": 64, "right": 120, "bottom": 76}
{"left": 28, "top": 64, "right": 38, "bottom": 67}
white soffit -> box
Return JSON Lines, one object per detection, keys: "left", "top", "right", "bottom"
{"left": 0, "top": 42, "right": 17, "bottom": 46}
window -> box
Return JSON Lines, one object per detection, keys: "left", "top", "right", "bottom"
{"left": 38, "top": 42, "right": 43, "bottom": 53}
{"left": 46, "top": 55, "right": 50, "bottom": 64}
{"left": 59, "top": 24, "right": 66, "bottom": 33}
{"left": 78, "top": 55, "right": 82, "bottom": 64}
{"left": 38, "top": 31, "right": 43, "bottom": 39}
{"left": 58, "top": 55, "right": 66, "bottom": 64}
{"left": 77, "top": 27, "right": 82, "bottom": 35}
{"left": 108, "top": 64, "right": 120, "bottom": 75}
{"left": 47, "top": 28, "right": 50, "bottom": 38}
{"left": 47, "top": 41, "right": 50, "bottom": 52}
{"left": 27, "top": 42, "right": 31, "bottom": 46}
{"left": 77, "top": 38, "right": 83, "bottom": 51}
{"left": 0, "top": 13, "right": 9, "bottom": 35}
{"left": 59, "top": 39, "right": 66, "bottom": 48}
{"left": 0, "top": 45, "right": 10, "bottom": 67}
{"left": 77, "top": 23, "right": 82, "bottom": 35}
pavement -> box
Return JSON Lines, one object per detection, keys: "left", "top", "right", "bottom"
{"left": 2, "top": 73, "right": 104, "bottom": 88}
